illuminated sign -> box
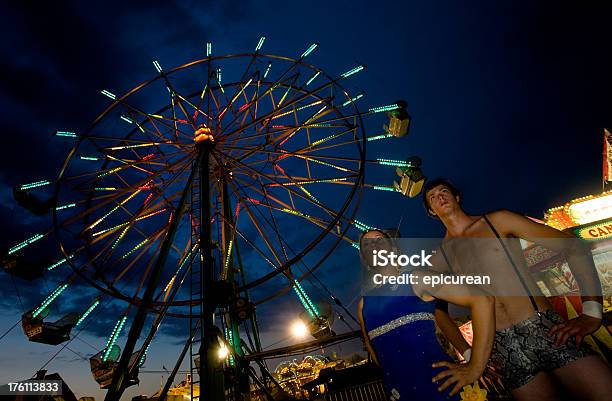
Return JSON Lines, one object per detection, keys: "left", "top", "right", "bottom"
{"left": 573, "top": 219, "right": 612, "bottom": 241}
{"left": 568, "top": 193, "right": 612, "bottom": 225}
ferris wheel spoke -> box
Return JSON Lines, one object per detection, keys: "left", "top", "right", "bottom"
{"left": 128, "top": 231, "right": 166, "bottom": 299}
{"left": 218, "top": 95, "right": 335, "bottom": 148}
{"left": 218, "top": 74, "right": 257, "bottom": 122}
{"left": 223, "top": 107, "right": 340, "bottom": 167}
{"left": 232, "top": 175, "right": 336, "bottom": 227}
{"left": 251, "top": 177, "right": 291, "bottom": 262}
{"left": 110, "top": 227, "right": 167, "bottom": 284}
{"left": 292, "top": 126, "right": 359, "bottom": 153}
{"left": 226, "top": 180, "right": 289, "bottom": 267}
{"left": 69, "top": 179, "right": 169, "bottom": 238}
{"left": 156, "top": 72, "right": 198, "bottom": 132}
{"left": 157, "top": 242, "right": 198, "bottom": 301}
{"left": 235, "top": 180, "right": 298, "bottom": 262}
{"left": 114, "top": 95, "right": 196, "bottom": 142}
{"left": 218, "top": 77, "right": 337, "bottom": 142}
{"left": 265, "top": 175, "right": 357, "bottom": 187}
{"left": 84, "top": 159, "right": 191, "bottom": 238}
{"left": 176, "top": 93, "right": 212, "bottom": 123}
{"left": 220, "top": 146, "right": 359, "bottom": 175}
{"left": 219, "top": 151, "right": 348, "bottom": 219}
{"left": 62, "top": 153, "right": 192, "bottom": 211}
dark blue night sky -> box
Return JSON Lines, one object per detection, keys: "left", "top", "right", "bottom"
{"left": 1, "top": 1, "right": 611, "bottom": 399}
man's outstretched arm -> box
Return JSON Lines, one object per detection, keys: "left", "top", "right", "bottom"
{"left": 488, "top": 210, "right": 603, "bottom": 345}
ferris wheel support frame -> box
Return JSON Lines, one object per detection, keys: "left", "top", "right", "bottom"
{"left": 103, "top": 147, "right": 206, "bottom": 401}
{"left": 197, "top": 140, "right": 226, "bottom": 401}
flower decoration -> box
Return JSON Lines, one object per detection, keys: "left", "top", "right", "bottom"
{"left": 460, "top": 382, "right": 487, "bottom": 401}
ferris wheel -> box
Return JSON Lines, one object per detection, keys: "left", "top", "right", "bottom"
{"left": 1, "top": 37, "right": 422, "bottom": 401}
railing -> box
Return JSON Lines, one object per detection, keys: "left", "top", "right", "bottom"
{"left": 324, "top": 380, "right": 386, "bottom": 401}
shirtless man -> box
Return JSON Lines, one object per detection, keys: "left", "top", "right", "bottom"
{"left": 424, "top": 178, "right": 612, "bottom": 401}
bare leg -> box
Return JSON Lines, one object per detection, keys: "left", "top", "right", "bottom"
{"left": 551, "top": 355, "right": 612, "bottom": 401}
{"left": 510, "top": 372, "right": 559, "bottom": 401}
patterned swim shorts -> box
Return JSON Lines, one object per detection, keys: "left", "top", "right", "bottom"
{"left": 489, "top": 309, "right": 593, "bottom": 390}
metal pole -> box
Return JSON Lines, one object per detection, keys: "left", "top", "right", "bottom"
{"left": 158, "top": 320, "right": 201, "bottom": 401}
{"left": 104, "top": 155, "right": 201, "bottom": 401}
{"left": 198, "top": 141, "right": 225, "bottom": 400}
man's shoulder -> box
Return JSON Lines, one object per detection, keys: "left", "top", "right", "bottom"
{"left": 484, "top": 209, "right": 523, "bottom": 223}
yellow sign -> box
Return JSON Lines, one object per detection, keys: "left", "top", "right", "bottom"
{"left": 574, "top": 219, "right": 612, "bottom": 240}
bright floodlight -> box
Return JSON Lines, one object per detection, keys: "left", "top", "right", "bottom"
{"left": 291, "top": 320, "right": 309, "bottom": 339}
{"left": 217, "top": 344, "right": 229, "bottom": 360}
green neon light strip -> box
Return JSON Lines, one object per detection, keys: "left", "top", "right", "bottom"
{"left": 367, "top": 133, "right": 394, "bottom": 141}
{"left": 293, "top": 280, "right": 319, "bottom": 318}
{"left": 120, "top": 115, "right": 133, "bottom": 124}
{"left": 300, "top": 43, "right": 318, "bottom": 58}
{"left": 139, "top": 343, "right": 151, "bottom": 366}
{"left": 263, "top": 62, "right": 272, "bottom": 79}
{"left": 80, "top": 156, "right": 99, "bottom": 161}
{"left": 55, "top": 131, "right": 77, "bottom": 138}
{"left": 342, "top": 93, "right": 364, "bottom": 107}
{"left": 310, "top": 130, "right": 345, "bottom": 147}
{"left": 20, "top": 180, "right": 51, "bottom": 190}
{"left": 112, "top": 226, "right": 131, "bottom": 250}
{"left": 103, "top": 316, "right": 127, "bottom": 362}
{"left": 47, "top": 254, "right": 73, "bottom": 271}
{"left": 293, "top": 155, "right": 351, "bottom": 173}
{"left": 275, "top": 177, "right": 348, "bottom": 186}
{"left": 101, "top": 90, "right": 116, "bottom": 100}
{"left": 9, "top": 233, "right": 45, "bottom": 255}
{"left": 255, "top": 36, "right": 266, "bottom": 51}
{"left": 306, "top": 71, "right": 320, "bottom": 86}
{"left": 353, "top": 219, "right": 374, "bottom": 231}
{"left": 340, "top": 65, "right": 365, "bottom": 78}
{"left": 295, "top": 282, "right": 318, "bottom": 317}
{"left": 352, "top": 242, "right": 360, "bottom": 249}
{"left": 163, "top": 244, "right": 196, "bottom": 293}
{"left": 32, "top": 284, "right": 68, "bottom": 318}
{"left": 373, "top": 185, "right": 399, "bottom": 192}
{"left": 76, "top": 300, "right": 100, "bottom": 326}
{"left": 224, "top": 240, "right": 233, "bottom": 271}
{"left": 56, "top": 203, "right": 76, "bottom": 211}
{"left": 120, "top": 237, "right": 150, "bottom": 260}
{"left": 153, "top": 60, "right": 162, "bottom": 73}
{"left": 368, "top": 103, "right": 401, "bottom": 113}
{"left": 224, "top": 327, "right": 235, "bottom": 366}
{"left": 206, "top": 42, "right": 212, "bottom": 57}
{"left": 94, "top": 187, "right": 118, "bottom": 191}
{"left": 376, "top": 158, "right": 410, "bottom": 167}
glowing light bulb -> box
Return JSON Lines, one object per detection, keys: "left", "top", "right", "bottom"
{"left": 291, "top": 320, "right": 309, "bottom": 339}
{"left": 218, "top": 344, "right": 229, "bottom": 360}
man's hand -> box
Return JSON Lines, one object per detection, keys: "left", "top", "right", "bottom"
{"left": 548, "top": 315, "right": 601, "bottom": 347}
{"left": 431, "top": 361, "right": 483, "bottom": 396}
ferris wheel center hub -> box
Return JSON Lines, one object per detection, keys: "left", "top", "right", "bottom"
{"left": 194, "top": 126, "right": 214, "bottom": 144}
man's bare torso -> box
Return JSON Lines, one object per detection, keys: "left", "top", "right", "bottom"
{"left": 440, "top": 216, "right": 552, "bottom": 330}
